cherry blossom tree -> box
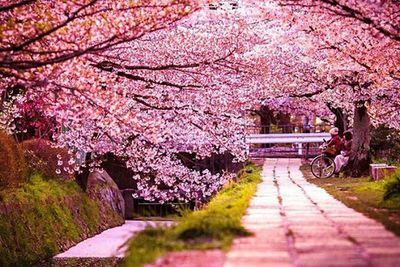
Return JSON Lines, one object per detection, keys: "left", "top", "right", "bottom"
{"left": 2, "top": 0, "right": 399, "bottom": 195}
{"left": 1, "top": 1, "right": 266, "bottom": 202}
{"left": 2, "top": 1, "right": 242, "bottom": 202}
{"left": 48, "top": 9, "right": 266, "bottom": 201}
{"left": 200, "top": 0, "right": 397, "bottom": 176}
{"left": 0, "top": 0, "right": 200, "bottom": 92}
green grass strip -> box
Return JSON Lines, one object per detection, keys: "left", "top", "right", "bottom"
{"left": 121, "top": 163, "right": 262, "bottom": 267}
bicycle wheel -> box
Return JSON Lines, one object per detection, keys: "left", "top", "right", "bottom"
{"left": 311, "top": 154, "right": 336, "bottom": 178}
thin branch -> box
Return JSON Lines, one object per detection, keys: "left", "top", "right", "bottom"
{"left": 0, "top": 0, "right": 35, "bottom": 12}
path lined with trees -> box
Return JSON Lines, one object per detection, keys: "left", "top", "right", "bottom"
{"left": 225, "top": 158, "right": 400, "bottom": 267}
{"left": 1, "top": 0, "right": 399, "bottom": 203}
{"left": 1, "top": 1, "right": 400, "bottom": 266}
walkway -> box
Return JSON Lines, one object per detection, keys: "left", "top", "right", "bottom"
{"left": 54, "top": 220, "right": 172, "bottom": 258}
{"left": 224, "top": 158, "right": 400, "bottom": 267}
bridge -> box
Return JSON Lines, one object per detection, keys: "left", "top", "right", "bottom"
{"left": 246, "top": 132, "right": 331, "bottom": 158}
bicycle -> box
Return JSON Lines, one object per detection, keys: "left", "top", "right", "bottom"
{"left": 310, "top": 140, "right": 336, "bottom": 178}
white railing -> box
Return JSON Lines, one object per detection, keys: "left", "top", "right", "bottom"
{"left": 246, "top": 133, "right": 331, "bottom": 144}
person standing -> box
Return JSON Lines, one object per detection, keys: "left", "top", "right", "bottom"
{"left": 303, "top": 116, "right": 311, "bottom": 133}
{"left": 303, "top": 116, "right": 311, "bottom": 158}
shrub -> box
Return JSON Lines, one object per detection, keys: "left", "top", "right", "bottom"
{"left": 384, "top": 170, "right": 400, "bottom": 201}
{"left": 371, "top": 125, "right": 400, "bottom": 163}
{"left": 22, "top": 139, "right": 75, "bottom": 180}
{"left": 15, "top": 92, "right": 57, "bottom": 141}
{"left": 0, "top": 131, "right": 27, "bottom": 188}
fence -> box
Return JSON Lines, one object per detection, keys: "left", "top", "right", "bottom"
{"left": 246, "top": 132, "right": 331, "bottom": 159}
{"left": 245, "top": 124, "right": 331, "bottom": 135}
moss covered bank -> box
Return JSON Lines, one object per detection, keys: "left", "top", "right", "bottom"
{"left": 0, "top": 174, "right": 124, "bottom": 267}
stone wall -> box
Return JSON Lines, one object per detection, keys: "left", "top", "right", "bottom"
{"left": 0, "top": 174, "right": 124, "bottom": 267}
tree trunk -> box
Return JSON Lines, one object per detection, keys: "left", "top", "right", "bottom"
{"left": 257, "top": 105, "right": 275, "bottom": 148}
{"left": 327, "top": 104, "right": 347, "bottom": 137}
{"left": 277, "top": 112, "right": 291, "bottom": 133}
{"left": 344, "top": 102, "right": 371, "bottom": 177}
{"left": 258, "top": 105, "right": 275, "bottom": 134}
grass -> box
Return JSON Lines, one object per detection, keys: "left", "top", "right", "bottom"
{"left": 121, "top": 163, "right": 262, "bottom": 267}
{"left": 301, "top": 164, "right": 400, "bottom": 236}
{"left": 42, "top": 257, "right": 122, "bottom": 267}
{"left": 0, "top": 173, "right": 123, "bottom": 267}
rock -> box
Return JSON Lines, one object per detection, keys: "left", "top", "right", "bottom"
{"left": 87, "top": 170, "right": 125, "bottom": 218}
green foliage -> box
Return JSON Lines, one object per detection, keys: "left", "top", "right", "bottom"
{"left": 22, "top": 138, "right": 74, "bottom": 180}
{"left": 46, "top": 257, "right": 122, "bottom": 267}
{"left": 384, "top": 170, "right": 400, "bottom": 201}
{"left": 0, "top": 173, "right": 123, "bottom": 267}
{"left": 121, "top": 164, "right": 261, "bottom": 267}
{"left": 0, "top": 131, "right": 28, "bottom": 189}
{"left": 371, "top": 125, "right": 400, "bottom": 163}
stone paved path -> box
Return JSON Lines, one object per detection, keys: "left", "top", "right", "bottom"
{"left": 55, "top": 220, "right": 172, "bottom": 258}
{"left": 147, "top": 250, "right": 226, "bottom": 267}
{"left": 224, "top": 158, "right": 400, "bottom": 267}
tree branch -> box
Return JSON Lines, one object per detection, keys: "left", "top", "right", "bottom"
{"left": 0, "top": 0, "right": 35, "bottom": 12}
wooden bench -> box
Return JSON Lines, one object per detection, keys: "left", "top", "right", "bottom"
{"left": 369, "top": 164, "right": 397, "bottom": 180}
